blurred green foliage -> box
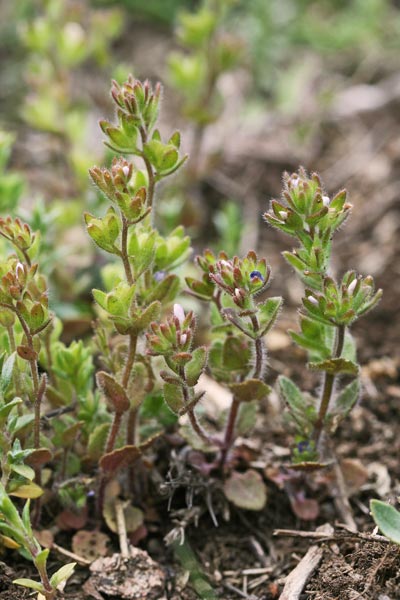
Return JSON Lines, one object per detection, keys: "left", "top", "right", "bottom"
{"left": 97, "top": 0, "right": 198, "bottom": 24}
{"left": 231, "top": 0, "right": 400, "bottom": 98}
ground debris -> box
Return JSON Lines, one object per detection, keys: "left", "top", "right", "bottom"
{"left": 85, "top": 548, "right": 166, "bottom": 599}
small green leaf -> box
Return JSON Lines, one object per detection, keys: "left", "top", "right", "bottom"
{"left": 9, "top": 482, "right": 43, "bottom": 499}
{"left": 34, "top": 548, "right": 49, "bottom": 570}
{"left": 0, "top": 352, "right": 16, "bottom": 394}
{"left": 370, "top": 500, "right": 400, "bottom": 545}
{"left": 278, "top": 376, "right": 308, "bottom": 426}
{"left": 258, "top": 297, "right": 282, "bottom": 335}
{"left": 185, "top": 346, "right": 208, "bottom": 386}
{"left": 13, "top": 578, "right": 44, "bottom": 592}
{"left": 49, "top": 562, "right": 76, "bottom": 588}
{"left": 131, "top": 301, "right": 161, "bottom": 332}
{"left": 228, "top": 379, "right": 271, "bottom": 403}
{"left": 145, "top": 273, "right": 180, "bottom": 304}
{"left": 0, "top": 397, "right": 23, "bottom": 422}
{"left": 308, "top": 358, "right": 359, "bottom": 376}
{"left": 236, "top": 401, "right": 258, "bottom": 435}
{"left": 0, "top": 483, "right": 24, "bottom": 528}
{"left": 222, "top": 337, "right": 250, "bottom": 372}
{"left": 163, "top": 382, "right": 185, "bottom": 415}
{"left": 173, "top": 539, "right": 218, "bottom": 600}
{"left": 10, "top": 464, "right": 35, "bottom": 481}
{"left": 22, "top": 500, "right": 33, "bottom": 537}
{"left": 88, "top": 423, "right": 110, "bottom": 461}
{"left": 335, "top": 379, "right": 360, "bottom": 416}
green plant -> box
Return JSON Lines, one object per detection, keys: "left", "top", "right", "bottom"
{"left": 168, "top": 0, "right": 243, "bottom": 175}
{"left": 263, "top": 169, "right": 381, "bottom": 525}
{"left": 19, "top": 0, "right": 123, "bottom": 192}
{"left": 0, "top": 484, "right": 75, "bottom": 599}
{"left": 370, "top": 499, "right": 400, "bottom": 545}
{"left": 0, "top": 74, "right": 384, "bottom": 596}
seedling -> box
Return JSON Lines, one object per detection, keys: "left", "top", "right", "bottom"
{"left": 370, "top": 499, "right": 400, "bottom": 545}
{"left": 0, "top": 484, "right": 75, "bottom": 599}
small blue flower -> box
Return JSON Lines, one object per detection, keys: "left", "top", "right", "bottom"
{"left": 154, "top": 270, "right": 166, "bottom": 282}
{"left": 297, "top": 440, "right": 311, "bottom": 453}
{"left": 250, "top": 270, "right": 264, "bottom": 281}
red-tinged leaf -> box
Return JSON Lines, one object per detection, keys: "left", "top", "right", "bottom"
{"left": 96, "top": 371, "right": 130, "bottom": 413}
{"left": 16, "top": 345, "right": 37, "bottom": 361}
{"left": 25, "top": 448, "right": 53, "bottom": 467}
{"left": 57, "top": 507, "right": 88, "bottom": 531}
{"left": 290, "top": 495, "right": 319, "bottom": 521}
{"left": 99, "top": 445, "right": 141, "bottom": 473}
{"left": 223, "top": 469, "right": 267, "bottom": 511}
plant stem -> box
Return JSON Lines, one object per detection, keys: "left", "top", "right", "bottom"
{"left": 139, "top": 126, "right": 156, "bottom": 222}
{"left": 97, "top": 410, "right": 124, "bottom": 517}
{"left": 179, "top": 365, "right": 216, "bottom": 447}
{"left": 120, "top": 215, "right": 134, "bottom": 285}
{"left": 122, "top": 333, "right": 137, "bottom": 389}
{"left": 250, "top": 314, "right": 264, "bottom": 379}
{"left": 6, "top": 324, "right": 23, "bottom": 404}
{"left": 105, "top": 411, "right": 123, "bottom": 454}
{"left": 220, "top": 396, "right": 240, "bottom": 468}
{"left": 313, "top": 324, "right": 345, "bottom": 445}
{"left": 187, "top": 407, "right": 216, "bottom": 446}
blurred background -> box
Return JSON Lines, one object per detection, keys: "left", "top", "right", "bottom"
{"left": 0, "top": 0, "right": 399, "bottom": 357}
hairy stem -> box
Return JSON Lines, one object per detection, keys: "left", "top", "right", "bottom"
{"left": 313, "top": 324, "right": 346, "bottom": 445}
{"left": 105, "top": 411, "right": 123, "bottom": 454}
{"left": 220, "top": 396, "right": 241, "bottom": 468}
{"left": 139, "top": 126, "right": 156, "bottom": 223}
{"left": 120, "top": 215, "right": 134, "bottom": 285}
{"left": 250, "top": 314, "right": 264, "bottom": 379}
{"left": 187, "top": 407, "right": 216, "bottom": 446}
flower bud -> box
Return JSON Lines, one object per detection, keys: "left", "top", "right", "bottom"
{"left": 173, "top": 303, "right": 185, "bottom": 325}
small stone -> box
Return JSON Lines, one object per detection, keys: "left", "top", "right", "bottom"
{"left": 88, "top": 549, "right": 166, "bottom": 599}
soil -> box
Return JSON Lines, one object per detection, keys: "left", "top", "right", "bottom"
{"left": 2, "top": 14, "right": 400, "bottom": 600}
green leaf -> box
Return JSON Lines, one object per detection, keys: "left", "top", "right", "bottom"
{"left": 173, "top": 540, "right": 218, "bottom": 600}
{"left": 145, "top": 273, "right": 180, "bottom": 304}
{"left": 88, "top": 423, "right": 110, "bottom": 461}
{"left": 34, "top": 548, "right": 49, "bottom": 570}
{"left": 185, "top": 346, "right": 208, "bottom": 386}
{"left": 236, "top": 401, "right": 258, "bottom": 436}
{"left": 10, "top": 464, "right": 35, "bottom": 481}
{"left": 258, "top": 297, "right": 282, "bottom": 335}
{"left": 228, "top": 379, "right": 271, "bottom": 403}
{"left": 289, "top": 330, "right": 330, "bottom": 359}
{"left": 9, "top": 482, "right": 43, "bottom": 499}
{"left": 13, "top": 578, "right": 44, "bottom": 592}
{"left": 50, "top": 562, "right": 76, "bottom": 588}
{"left": 278, "top": 376, "right": 309, "bottom": 428}
{"left": 0, "top": 397, "right": 23, "bottom": 422}
{"left": 0, "top": 352, "right": 16, "bottom": 394}
{"left": 370, "top": 500, "right": 400, "bottom": 545}
{"left": 0, "top": 483, "right": 24, "bottom": 529}
{"left": 308, "top": 358, "right": 359, "bottom": 376}
{"left": 335, "top": 379, "right": 360, "bottom": 416}
{"left": 21, "top": 500, "right": 33, "bottom": 537}
{"left": 222, "top": 337, "right": 250, "bottom": 372}
{"left": 163, "top": 382, "right": 185, "bottom": 415}
{"left": 131, "top": 301, "right": 161, "bottom": 332}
